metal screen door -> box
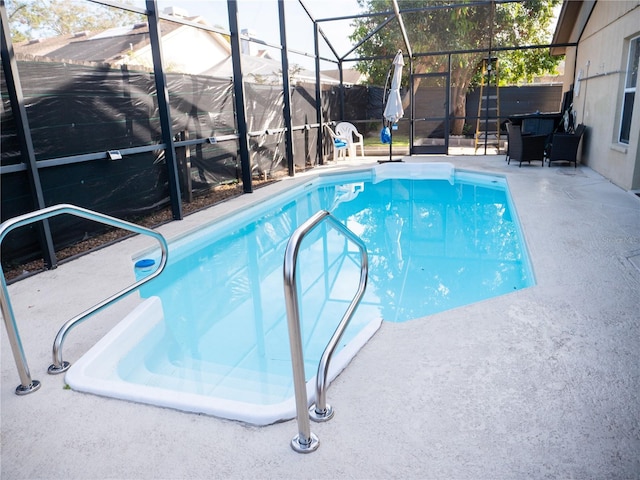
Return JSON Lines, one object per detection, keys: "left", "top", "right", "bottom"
{"left": 411, "top": 72, "right": 450, "bottom": 155}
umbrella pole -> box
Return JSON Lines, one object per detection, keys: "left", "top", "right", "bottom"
{"left": 381, "top": 68, "right": 392, "bottom": 164}
{"left": 380, "top": 51, "right": 404, "bottom": 163}
{"left": 389, "top": 124, "right": 392, "bottom": 162}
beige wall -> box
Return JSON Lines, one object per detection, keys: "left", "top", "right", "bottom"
{"left": 561, "top": 1, "right": 640, "bottom": 190}
{"left": 129, "top": 28, "right": 231, "bottom": 75}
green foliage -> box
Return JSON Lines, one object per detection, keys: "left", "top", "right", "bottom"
{"left": 351, "top": 0, "right": 562, "bottom": 87}
{"left": 351, "top": 0, "right": 562, "bottom": 134}
{"left": 6, "top": 0, "right": 142, "bottom": 43}
{"left": 499, "top": 48, "right": 561, "bottom": 85}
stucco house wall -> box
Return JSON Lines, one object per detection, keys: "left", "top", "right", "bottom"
{"left": 557, "top": 1, "right": 640, "bottom": 190}
{"left": 127, "top": 26, "right": 231, "bottom": 75}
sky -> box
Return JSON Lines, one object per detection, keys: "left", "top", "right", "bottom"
{"left": 154, "top": 0, "right": 365, "bottom": 69}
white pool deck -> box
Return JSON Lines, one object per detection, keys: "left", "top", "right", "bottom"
{"left": 2, "top": 154, "right": 639, "bottom": 479}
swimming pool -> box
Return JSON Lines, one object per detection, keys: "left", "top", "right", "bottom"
{"left": 66, "top": 162, "right": 534, "bottom": 425}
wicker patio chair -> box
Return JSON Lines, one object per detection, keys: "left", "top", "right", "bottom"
{"left": 505, "top": 122, "right": 547, "bottom": 167}
{"left": 546, "top": 124, "right": 586, "bottom": 168}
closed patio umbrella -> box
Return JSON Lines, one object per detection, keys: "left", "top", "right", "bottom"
{"left": 383, "top": 50, "right": 404, "bottom": 162}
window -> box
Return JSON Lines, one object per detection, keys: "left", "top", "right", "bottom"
{"left": 619, "top": 36, "right": 639, "bottom": 144}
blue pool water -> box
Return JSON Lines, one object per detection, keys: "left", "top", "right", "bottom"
{"left": 66, "top": 163, "right": 534, "bottom": 424}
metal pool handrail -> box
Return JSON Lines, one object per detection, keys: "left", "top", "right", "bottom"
{"left": 283, "top": 209, "right": 368, "bottom": 453}
{"left": 0, "top": 204, "right": 168, "bottom": 395}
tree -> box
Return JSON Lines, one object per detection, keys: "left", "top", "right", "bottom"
{"left": 351, "top": 0, "right": 561, "bottom": 135}
{"left": 6, "top": 0, "right": 141, "bottom": 43}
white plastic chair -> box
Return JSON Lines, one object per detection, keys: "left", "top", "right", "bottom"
{"left": 336, "top": 122, "right": 365, "bottom": 158}
{"left": 325, "top": 125, "right": 349, "bottom": 161}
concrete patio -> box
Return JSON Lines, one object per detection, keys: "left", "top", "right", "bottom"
{"left": 2, "top": 154, "right": 639, "bottom": 479}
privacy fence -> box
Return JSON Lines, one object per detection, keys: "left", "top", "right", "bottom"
{"left": 1, "top": 56, "right": 560, "bottom": 270}
{"left": 0, "top": 58, "right": 373, "bottom": 268}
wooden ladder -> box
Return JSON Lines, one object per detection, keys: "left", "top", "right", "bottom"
{"left": 474, "top": 57, "right": 501, "bottom": 153}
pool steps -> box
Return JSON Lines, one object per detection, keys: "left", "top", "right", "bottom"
{"left": 67, "top": 295, "right": 381, "bottom": 425}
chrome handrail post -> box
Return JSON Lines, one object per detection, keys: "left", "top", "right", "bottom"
{"left": 0, "top": 268, "right": 41, "bottom": 395}
{"left": 283, "top": 210, "right": 328, "bottom": 453}
{"left": 0, "top": 208, "right": 64, "bottom": 395}
{"left": 0, "top": 204, "right": 168, "bottom": 393}
{"left": 283, "top": 209, "right": 369, "bottom": 451}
